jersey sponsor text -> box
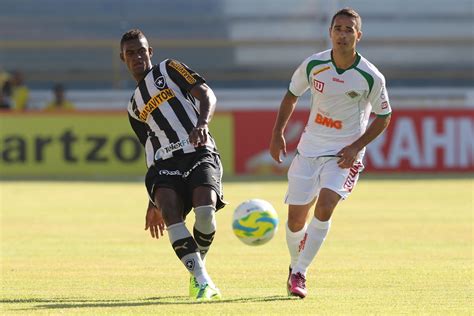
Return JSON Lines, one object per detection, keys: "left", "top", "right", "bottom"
{"left": 169, "top": 60, "right": 196, "bottom": 85}
{"left": 155, "top": 138, "right": 191, "bottom": 160}
{"left": 315, "top": 113, "right": 342, "bottom": 130}
{"left": 138, "top": 88, "right": 175, "bottom": 121}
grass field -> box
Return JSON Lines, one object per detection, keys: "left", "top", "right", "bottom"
{"left": 1, "top": 177, "right": 472, "bottom": 315}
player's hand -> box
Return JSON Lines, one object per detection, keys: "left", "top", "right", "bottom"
{"left": 189, "top": 123, "right": 209, "bottom": 147}
{"left": 269, "top": 132, "right": 287, "bottom": 163}
{"left": 145, "top": 203, "right": 165, "bottom": 239}
{"left": 336, "top": 145, "right": 359, "bottom": 169}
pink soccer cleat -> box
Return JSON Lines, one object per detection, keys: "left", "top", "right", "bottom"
{"left": 289, "top": 272, "right": 307, "bottom": 298}
{"left": 286, "top": 266, "right": 292, "bottom": 295}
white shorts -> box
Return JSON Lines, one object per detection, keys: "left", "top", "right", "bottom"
{"left": 284, "top": 154, "right": 364, "bottom": 205}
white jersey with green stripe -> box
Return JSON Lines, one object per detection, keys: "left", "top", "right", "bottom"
{"left": 289, "top": 49, "right": 392, "bottom": 159}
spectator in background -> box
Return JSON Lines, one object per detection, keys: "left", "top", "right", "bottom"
{"left": 11, "top": 70, "right": 29, "bottom": 111}
{"left": 0, "top": 67, "right": 9, "bottom": 88}
{"left": 0, "top": 91, "right": 8, "bottom": 109}
{"left": 44, "top": 83, "right": 75, "bottom": 111}
{"left": 0, "top": 79, "right": 13, "bottom": 109}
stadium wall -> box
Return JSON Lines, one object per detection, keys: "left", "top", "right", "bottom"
{"left": 1, "top": 108, "right": 472, "bottom": 178}
{"left": 0, "top": 112, "right": 233, "bottom": 178}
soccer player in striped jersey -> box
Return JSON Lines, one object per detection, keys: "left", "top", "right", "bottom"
{"left": 269, "top": 8, "right": 392, "bottom": 298}
{"left": 120, "top": 29, "right": 226, "bottom": 301}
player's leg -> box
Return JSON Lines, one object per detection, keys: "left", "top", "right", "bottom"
{"left": 189, "top": 151, "right": 226, "bottom": 261}
{"left": 287, "top": 201, "right": 314, "bottom": 269}
{"left": 189, "top": 194, "right": 221, "bottom": 302}
{"left": 286, "top": 202, "right": 312, "bottom": 294}
{"left": 192, "top": 187, "right": 217, "bottom": 261}
{"left": 154, "top": 188, "right": 215, "bottom": 299}
{"left": 288, "top": 188, "right": 338, "bottom": 298}
{"left": 188, "top": 151, "right": 226, "bottom": 300}
{"left": 291, "top": 188, "right": 340, "bottom": 278}
{"left": 290, "top": 158, "right": 364, "bottom": 298}
{"left": 284, "top": 154, "right": 321, "bottom": 297}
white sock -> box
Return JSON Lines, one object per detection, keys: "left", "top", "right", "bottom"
{"left": 167, "top": 222, "right": 214, "bottom": 287}
{"left": 285, "top": 222, "right": 308, "bottom": 269}
{"left": 292, "top": 217, "right": 331, "bottom": 276}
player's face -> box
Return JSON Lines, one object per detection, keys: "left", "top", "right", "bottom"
{"left": 329, "top": 16, "right": 362, "bottom": 53}
{"left": 120, "top": 37, "right": 153, "bottom": 80}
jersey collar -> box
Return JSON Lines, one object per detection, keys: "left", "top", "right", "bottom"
{"left": 330, "top": 51, "right": 361, "bottom": 75}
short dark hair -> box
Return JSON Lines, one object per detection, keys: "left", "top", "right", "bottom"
{"left": 330, "top": 8, "right": 362, "bottom": 31}
{"left": 120, "top": 28, "right": 146, "bottom": 50}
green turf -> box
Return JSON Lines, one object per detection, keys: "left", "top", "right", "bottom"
{"left": 1, "top": 177, "right": 472, "bottom": 315}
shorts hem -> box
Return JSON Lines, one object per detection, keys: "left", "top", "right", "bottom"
{"left": 321, "top": 185, "right": 348, "bottom": 200}
{"left": 284, "top": 195, "right": 316, "bottom": 206}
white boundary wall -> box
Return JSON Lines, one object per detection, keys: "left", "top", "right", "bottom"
{"left": 27, "top": 88, "right": 474, "bottom": 111}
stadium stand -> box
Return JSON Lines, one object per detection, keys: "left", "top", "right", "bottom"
{"left": 0, "top": 0, "right": 473, "bottom": 89}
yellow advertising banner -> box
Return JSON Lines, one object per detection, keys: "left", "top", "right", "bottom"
{"left": 0, "top": 112, "right": 234, "bottom": 177}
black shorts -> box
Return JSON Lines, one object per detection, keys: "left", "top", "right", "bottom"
{"left": 145, "top": 149, "right": 226, "bottom": 216}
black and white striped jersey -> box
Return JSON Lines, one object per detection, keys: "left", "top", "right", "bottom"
{"left": 127, "top": 59, "right": 218, "bottom": 168}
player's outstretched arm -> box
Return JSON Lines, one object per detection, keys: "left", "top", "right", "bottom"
{"left": 145, "top": 201, "right": 165, "bottom": 239}
{"left": 189, "top": 83, "right": 217, "bottom": 146}
{"left": 270, "top": 91, "right": 299, "bottom": 163}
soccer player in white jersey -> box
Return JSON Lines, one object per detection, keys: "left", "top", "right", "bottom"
{"left": 269, "top": 8, "right": 392, "bottom": 298}
{"left": 120, "top": 29, "right": 226, "bottom": 301}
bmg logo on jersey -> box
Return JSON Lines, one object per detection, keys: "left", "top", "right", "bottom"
{"left": 313, "top": 79, "right": 325, "bottom": 93}
{"left": 315, "top": 113, "right": 342, "bottom": 129}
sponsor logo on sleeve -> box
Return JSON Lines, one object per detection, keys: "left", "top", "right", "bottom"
{"left": 313, "top": 79, "right": 325, "bottom": 93}
{"left": 169, "top": 60, "right": 196, "bottom": 85}
{"left": 380, "top": 87, "right": 386, "bottom": 100}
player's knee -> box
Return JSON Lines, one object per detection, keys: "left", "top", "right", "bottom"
{"left": 160, "top": 202, "right": 184, "bottom": 225}
{"left": 156, "top": 198, "right": 184, "bottom": 225}
{"left": 314, "top": 203, "right": 335, "bottom": 221}
{"left": 316, "top": 199, "right": 338, "bottom": 213}
{"left": 195, "top": 205, "right": 215, "bottom": 222}
{"left": 287, "top": 207, "right": 310, "bottom": 232}
{"left": 315, "top": 193, "right": 340, "bottom": 220}
{"left": 162, "top": 211, "right": 183, "bottom": 226}
{"left": 287, "top": 217, "right": 306, "bottom": 232}
{"left": 192, "top": 187, "right": 217, "bottom": 206}
{"left": 194, "top": 205, "right": 216, "bottom": 234}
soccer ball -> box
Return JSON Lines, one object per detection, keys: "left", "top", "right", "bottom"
{"left": 232, "top": 199, "right": 279, "bottom": 246}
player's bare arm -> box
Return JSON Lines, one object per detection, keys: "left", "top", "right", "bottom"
{"left": 145, "top": 201, "right": 165, "bottom": 239}
{"left": 270, "top": 91, "right": 299, "bottom": 163}
{"left": 337, "top": 114, "right": 391, "bottom": 168}
{"left": 189, "top": 83, "right": 217, "bottom": 146}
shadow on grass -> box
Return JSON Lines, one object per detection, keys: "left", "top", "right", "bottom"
{"left": 3, "top": 295, "right": 296, "bottom": 311}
